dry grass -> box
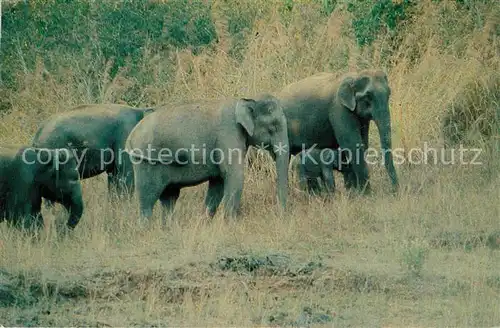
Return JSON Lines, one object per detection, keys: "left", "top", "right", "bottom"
{"left": 1, "top": 1, "right": 499, "bottom": 326}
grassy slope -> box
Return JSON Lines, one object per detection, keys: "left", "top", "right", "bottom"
{"left": 0, "top": 1, "right": 499, "bottom": 326}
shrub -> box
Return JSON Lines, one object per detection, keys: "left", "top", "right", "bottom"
{"left": 442, "top": 73, "right": 500, "bottom": 147}
{"left": 0, "top": 0, "right": 217, "bottom": 90}
{"left": 346, "top": 0, "right": 416, "bottom": 48}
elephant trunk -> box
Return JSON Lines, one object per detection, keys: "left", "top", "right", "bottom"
{"left": 373, "top": 112, "right": 399, "bottom": 193}
{"left": 273, "top": 132, "right": 289, "bottom": 210}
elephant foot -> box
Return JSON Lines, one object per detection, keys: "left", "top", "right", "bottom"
{"left": 203, "top": 207, "right": 219, "bottom": 221}
{"left": 390, "top": 183, "right": 400, "bottom": 195}
{"left": 136, "top": 216, "right": 153, "bottom": 232}
{"left": 160, "top": 211, "right": 176, "bottom": 230}
{"left": 56, "top": 224, "right": 74, "bottom": 240}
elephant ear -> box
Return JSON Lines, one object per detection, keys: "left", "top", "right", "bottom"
{"left": 235, "top": 98, "right": 256, "bottom": 137}
{"left": 337, "top": 77, "right": 356, "bottom": 111}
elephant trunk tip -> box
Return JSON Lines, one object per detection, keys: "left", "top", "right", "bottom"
{"left": 66, "top": 205, "right": 84, "bottom": 230}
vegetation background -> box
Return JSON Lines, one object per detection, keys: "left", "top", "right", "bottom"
{"left": 0, "top": 0, "right": 499, "bottom": 326}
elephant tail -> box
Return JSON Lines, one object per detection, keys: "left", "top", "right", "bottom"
{"left": 139, "top": 107, "right": 155, "bottom": 115}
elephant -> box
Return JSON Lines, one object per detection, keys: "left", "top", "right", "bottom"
{"left": 295, "top": 147, "right": 343, "bottom": 196}
{"left": 0, "top": 145, "right": 84, "bottom": 231}
{"left": 124, "top": 94, "right": 290, "bottom": 223}
{"left": 278, "top": 69, "right": 399, "bottom": 195}
{"left": 31, "top": 103, "right": 155, "bottom": 202}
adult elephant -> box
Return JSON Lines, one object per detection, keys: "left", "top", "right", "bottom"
{"left": 0, "top": 145, "right": 84, "bottom": 231}
{"left": 125, "top": 94, "right": 289, "bottom": 223}
{"left": 31, "top": 103, "right": 154, "bottom": 201}
{"left": 278, "top": 69, "right": 399, "bottom": 194}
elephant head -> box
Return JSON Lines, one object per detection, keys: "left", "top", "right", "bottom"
{"left": 235, "top": 94, "right": 290, "bottom": 209}
{"left": 336, "top": 70, "right": 399, "bottom": 192}
{"left": 32, "top": 148, "right": 84, "bottom": 228}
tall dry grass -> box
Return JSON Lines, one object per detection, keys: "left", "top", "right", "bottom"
{"left": 0, "top": 1, "right": 499, "bottom": 326}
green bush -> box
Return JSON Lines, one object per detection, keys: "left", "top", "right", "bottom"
{"left": 0, "top": 0, "right": 217, "bottom": 90}
{"left": 346, "top": 0, "right": 415, "bottom": 47}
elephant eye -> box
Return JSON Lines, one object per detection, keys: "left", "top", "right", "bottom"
{"left": 360, "top": 94, "right": 373, "bottom": 106}
{"left": 268, "top": 121, "right": 281, "bottom": 134}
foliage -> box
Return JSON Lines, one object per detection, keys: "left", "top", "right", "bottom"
{"left": 0, "top": 0, "right": 217, "bottom": 89}
{"left": 401, "top": 244, "right": 428, "bottom": 278}
{"left": 346, "top": 0, "right": 416, "bottom": 47}
{"left": 442, "top": 73, "right": 500, "bottom": 147}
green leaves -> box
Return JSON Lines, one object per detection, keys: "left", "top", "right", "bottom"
{"left": 0, "top": 0, "right": 217, "bottom": 88}
{"left": 347, "top": 0, "right": 415, "bottom": 47}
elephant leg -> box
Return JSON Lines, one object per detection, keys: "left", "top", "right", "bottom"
{"left": 112, "top": 147, "right": 135, "bottom": 199}
{"left": 298, "top": 177, "right": 308, "bottom": 193}
{"left": 158, "top": 186, "right": 181, "bottom": 227}
{"left": 298, "top": 172, "right": 309, "bottom": 193}
{"left": 342, "top": 167, "right": 356, "bottom": 191}
{"left": 299, "top": 177, "right": 311, "bottom": 194}
{"left": 134, "top": 165, "right": 166, "bottom": 223}
{"left": 221, "top": 170, "right": 244, "bottom": 219}
{"left": 204, "top": 177, "right": 224, "bottom": 218}
{"left": 60, "top": 188, "right": 84, "bottom": 230}
{"left": 322, "top": 167, "right": 336, "bottom": 195}
{"left": 137, "top": 186, "right": 161, "bottom": 222}
{"left": 297, "top": 158, "right": 315, "bottom": 194}
{"left": 24, "top": 197, "right": 44, "bottom": 232}
{"left": 336, "top": 148, "right": 357, "bottom": 192}
{"left": 306, "top": 177, "right": 322, "bottom": 196}
{"left": 351, "top": 159, "right": 370, "bottom": 194}
{"left": 338, "top": 136, "right": 371, "bottom": 195}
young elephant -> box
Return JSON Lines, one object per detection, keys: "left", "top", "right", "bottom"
{"left": 125, "top": 94, "right": 290, "bottom": 223}
{"left": 296, "top": 147, "right": 339, "bottom": 195}
{"left": 0, "top": 145, "right": 84, "bottom": 231}
{"left": 31, "top": 103, "right": 154, "bottom": 200}
{"left": 295, "top": 147, "right": 355, "bottom": 195}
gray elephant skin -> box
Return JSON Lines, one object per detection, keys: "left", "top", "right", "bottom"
{"left": 125, "top": 94, "right": 290, "bottom": 222}
{"left": 278, "top": 69, "right": 399, "bottom": 194}
{"left": 31, "top": 103, "right": 154, "bottom": 200}
{"left": 0, "top": 145, "right": 84, "bottom": 230}
{"left": 296, "top": 147, "right": 343, "bottom": 196}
